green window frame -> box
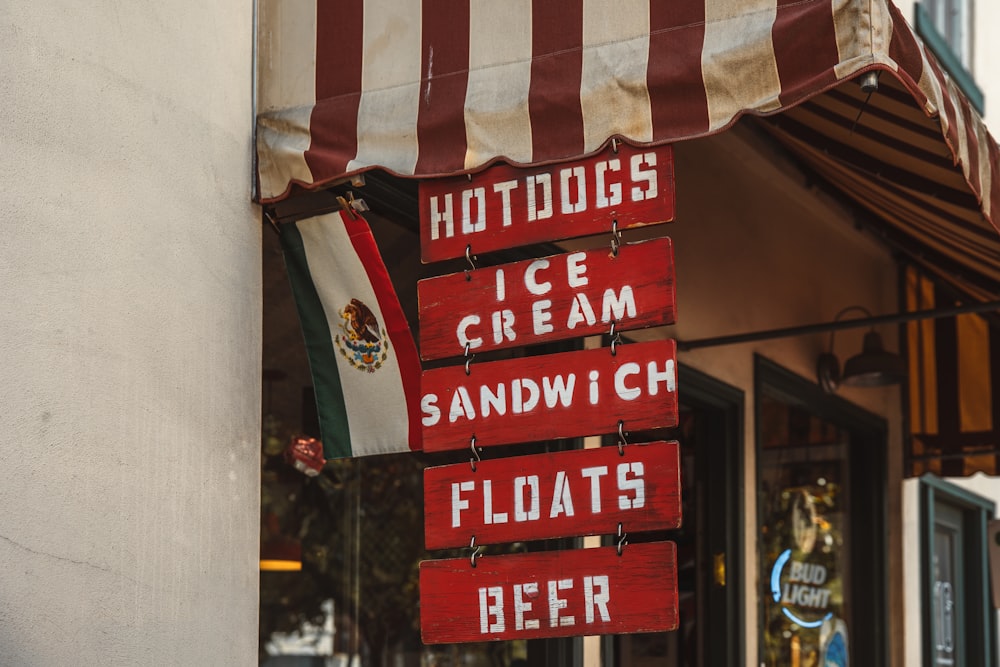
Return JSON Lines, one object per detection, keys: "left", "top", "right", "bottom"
{"left": 919, "top": 474, "right": 997, "bottom": 666}
{"left": 914, "top": 2, "right": 984, "bottom": 114}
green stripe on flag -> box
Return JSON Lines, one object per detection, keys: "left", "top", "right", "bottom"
{"left": 280, "top": 223, "right": 353, "bottom": 459}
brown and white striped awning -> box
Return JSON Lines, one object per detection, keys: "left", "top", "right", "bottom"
{"left": 256, "top": 0, "right": 1000, "bottom": 293}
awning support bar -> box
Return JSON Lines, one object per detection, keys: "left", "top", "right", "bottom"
{"left": 677, "top": 300, "right": 1000, "bottom": 351}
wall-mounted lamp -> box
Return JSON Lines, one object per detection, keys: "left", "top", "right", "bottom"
{"left": 816, "top": 306, "right": 906, "bottom": 394}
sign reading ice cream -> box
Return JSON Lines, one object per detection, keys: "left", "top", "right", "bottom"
{"left": 418, "top": 238, "right": 675, "bottom": 360}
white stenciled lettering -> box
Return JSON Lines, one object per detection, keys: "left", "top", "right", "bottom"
{"left": 601, "top": 286, "right": 636, "bottom": 322}
{"left": 560, "top": 166, "right": 587, "bottom": 214}
{"left": 491, "top": 309, "right": 516, "bottom": 345}
{"left": 462, "top": 187, "right": 487, "bottom": 234}
{"left": 580, "top": 466, "right": 609, "bottom": 513}
{"left": 429, "top": 194, "right": 454, "bottom": 240}
{"left": 514, "top": 475, "right": 541, "bottom": 522}
{"left": 647, "top": 359, "right": 676, "bottom": 395}
{"left": 512, "top": 378, "right": 540, "bottom": 414}
{"left": 495, "top": 268, "right": 506, "bottom": 302}
{"left": 480, "top": 383, "right": 506, "bottom": 418}
{"left": 614, "top": 363, "right": 642, "bottom": 401}
{"left": 588, "top": 370, "right": 600, "bottom": 405}
{"left": 457, "top": 315, "right": 483, "bottom": 351}
{"left": 452, "top": 480, "right": 473, "bottom": 527}
{"left": 532, "top": 299, "right": 553, "bottom": 335}
{"left": 514, "top": 582, "right": 540, "bottom": 630}
{"left": 483, "top": 480, "right": 509, "bottom": 525}
{"left": 493, "top": 180, "right": 518, "bottom": 227}
{"left": 479, "top": 586, "right": 505, "bottom": 634}
{"left": 617, "top": 462, "right": 645, "bottom": 509}
{"left": 595, "top": 159, "right": 622, "bottom": 208}
{"left": 421, "top": 393, "right": 441, "bottom": 427}
{"left": 566, "top": 293, "right": 596, "bottom": 329}
{"left": 549, "top": 471, "right": 575, "bottom": 518}
{"left": 449, "top": 386, "right": 476, "bottom": 422}
{"left": 542, "top": 374, "right": 576, "bottom": 408}
{"left": 548, "top": 579, "right": 575, "bottom": 627}
{"left": 524, "top": 259, "right": 551, "bottom": 296}
{"left": 527, "top": 174, "right": 553, "bottom": 221}
{"left": 566, "top": 252, "right": 588, "bottom": 287}
{"left": 630, "top": 152, "right": 658, "bottom": 202}
{"left": 584, "top": 576, "right": 611, "bottom": 623}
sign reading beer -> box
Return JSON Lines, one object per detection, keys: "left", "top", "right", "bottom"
{"left": 424, "top": 441, "right": 681, "bottom": 549}
{"left": 420, "top": 542, "right": 678, "bottom": 644}
{"left": 419, "top": 144, "right": 675, "bottom": 263}
{"left": 420, "top": 339, "right": 678, "bottom": 452}
{"left": 418, "top": 238, "right": 676, "bottom": 360}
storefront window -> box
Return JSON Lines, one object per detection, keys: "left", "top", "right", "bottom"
{"left": 758, "top": 390, "right": 850, "bottom": 666}
{"left": 756, "top": 357, "right": 887, "bottom": 666}
{"left": 259, "top": 217, "right": 580, "bottom": 666}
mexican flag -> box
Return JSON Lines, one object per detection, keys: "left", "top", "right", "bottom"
{"left": 281, "top": 209, "right": 422, "bottom": 458}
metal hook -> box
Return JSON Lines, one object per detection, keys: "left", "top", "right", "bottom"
{"left": 617, "top": 420, "right": 627, "bottom": 456}
{"left": 609, "top": 320, "right": 621, "bottom": 356}
{"left": 611, "top": 138, "right": 619, "bottom": 154}
{"left": 464, "top": 342, "right": 475, "bottom": 376}
{"left": 616, "top": 523, "right": 628, "bottom": 556}
{"left": 610, "top": 219, "right": 621, "bottom": 257}
{"left": 470, "top": 535, "right": 483, "bottom": 567}
{"left": 470, "top": 435, "right": 480, "bottom": 471}
{"left": 464, "top": 245, "right": 477, "bottom": 281}
{"left": 336, "top": 195, "right": 359, "bottom": 220}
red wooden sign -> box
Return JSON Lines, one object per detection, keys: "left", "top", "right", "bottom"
{"left": 424, "top": 441, "right": 681, "bottom": 549}
{"left": 417, "top": 238, "right": 676, "bottom": 360}
{"left": 420, "top": 339, "right": 678, "bottom": 452}
{"left": 420, "top": 542, "right": 678, "bottom": 643}
{"left": 419, "top": 144, "right": 675, "bottom": 263}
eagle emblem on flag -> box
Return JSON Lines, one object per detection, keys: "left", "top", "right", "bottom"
{"left": 335, "top": 298, "right": 390, "bottom": 373}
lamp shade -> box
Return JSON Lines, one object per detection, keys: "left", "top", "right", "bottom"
{"left": 840, "top": 331, "right": 906, "bottom": 387}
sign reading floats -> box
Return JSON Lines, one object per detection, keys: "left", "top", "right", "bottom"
{"left": 424, "top": 441, "right": 681, "bottom": 549}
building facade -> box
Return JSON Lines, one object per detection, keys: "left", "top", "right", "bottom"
{"left": 3, "top": 1, "right": 1000, "bottom": 666}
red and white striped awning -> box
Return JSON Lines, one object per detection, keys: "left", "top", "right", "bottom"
{"left": 256, "top": 0, "right": 1000, "bottom": 291}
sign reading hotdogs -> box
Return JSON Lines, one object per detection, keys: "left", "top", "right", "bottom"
{"left": 424, "top": 442, "right": 681, "bottom": 549}
{"left": 420, "top": 339, "right": 678, "bottom": 452}
{"left": 419, "top": 144, "right": 674, "bottom": 263}
{"left": 418, "top": 238, "right": 676, "bottom": 360}
{"left": 420, "top": 542, "right": 678, "bottom": 643}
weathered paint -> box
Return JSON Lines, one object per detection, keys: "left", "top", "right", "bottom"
{"left": 418, "top": 238, "right": 676, "bottom": 359}
{"left": 424, "top": 441, "right": 681, "bottom": 548}
{"left": 420, "top": 542, "right": 678, "bottom": 643}
{"left": 419, "top": 144, "right": 675, "bottom": 262}
{"left": 420, "top": 339, "right": 678, "bottom": 451}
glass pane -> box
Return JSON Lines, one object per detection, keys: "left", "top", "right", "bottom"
{"left": 933, "top": 524, "right": 958, "bottom": 666}
{"left": 758, "top": 391, "right": 851, "bottom": 667}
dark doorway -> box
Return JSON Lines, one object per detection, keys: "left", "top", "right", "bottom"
{"left": 614, "top": 364, "right": 745, "bottom": 667}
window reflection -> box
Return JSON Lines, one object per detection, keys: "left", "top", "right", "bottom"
{"left": 758, "top": 390, "right": 851, "bottom": 667}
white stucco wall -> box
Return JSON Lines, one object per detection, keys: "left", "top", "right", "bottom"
{"left": 0, "top": 1, "right": 261, "bottom": 665}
